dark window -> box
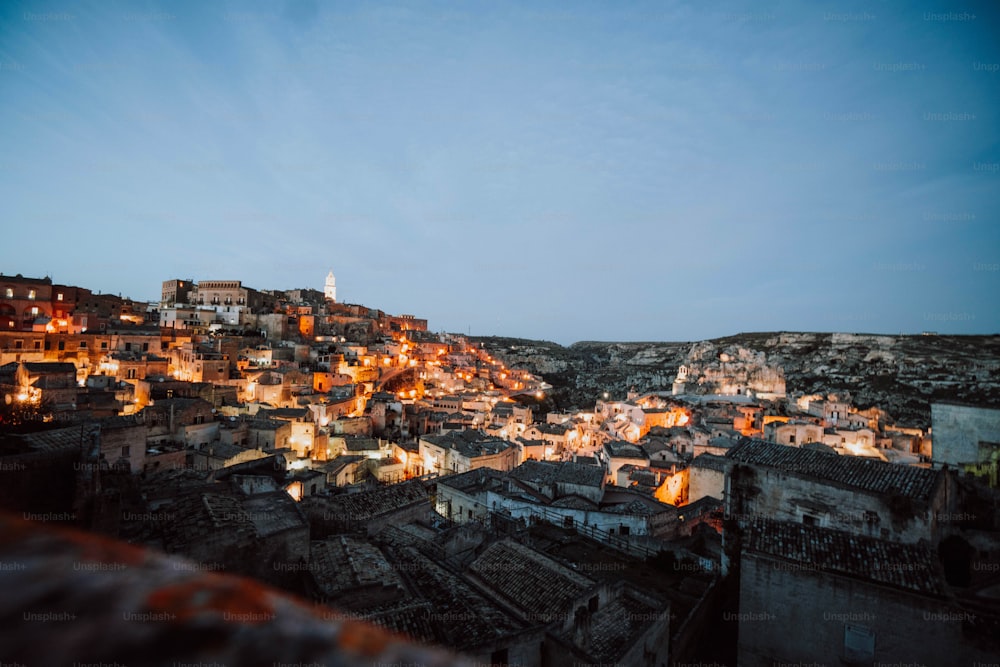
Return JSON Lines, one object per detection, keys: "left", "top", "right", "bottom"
{"left": 143, "top": 342, "right": 149, "bottom": 352}
{"left": 14, "top": 340, "right": 22, "bottom": 349}
{"left": 789, "top": 434, "right": 796, "bottom": 444}
{"left": 803, "top": 515, "right": 817, "bottom": 526}
{"left": 490, "top": 649, "right": 508, "bottom": 667}
{"left": 588, "top": 596, "right": 599, "bottom": 612}
{"left": 619, "top": 525, "right": 630, "bottom": 536}
{"left": 844, "top": 625, "right": 875, "bottom": 663}
{"left": 121, "top": 446, "right": 130, "bottom": 457}
{"left": 57, "top": 340, "right": 65, "bottom": 350}
{"left": 124, "top": 342, "right": 132, "bottom": 351}
{"left": 101, "top": 341, "right": 108, "bottom": 349}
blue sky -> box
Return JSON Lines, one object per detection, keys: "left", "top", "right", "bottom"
{"left": 1, "top": 0, "right": 998, "bottom": 344}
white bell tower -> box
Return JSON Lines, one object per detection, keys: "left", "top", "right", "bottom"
{"left": 324, "top": 270, "right": 336, "bottom": 302}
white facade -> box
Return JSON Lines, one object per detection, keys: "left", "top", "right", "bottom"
{"left": 324, "top": 270, "right": 337, "bottom": 302}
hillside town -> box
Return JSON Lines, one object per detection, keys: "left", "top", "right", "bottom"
{"left": 2, "top": 271, "right": 999, "bottom": 666}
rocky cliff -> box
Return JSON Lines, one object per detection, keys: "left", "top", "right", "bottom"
{"left": 473, "top": 333, "right": 1000, "bottom": 429}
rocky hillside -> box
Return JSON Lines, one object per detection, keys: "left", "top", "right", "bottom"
{"left": 472, "top": 333, "right": 1000, "bottom": 429}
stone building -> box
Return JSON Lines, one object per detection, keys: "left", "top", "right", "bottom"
{"left": 301, "top": 480, "right": 431, "bottom": 537}
{"left": 763, "top": 419, "right": 824, "bottom": 446}
{"left": 931, "top": 401, "right": 1000, "bottom": 468}
{"left": 97, "top": 415, "right": 147, "bottom": 472}
{"left": 15, "top": 361, "right": 78, "bottom": 411}
{"left": 437, "top": 467, "right": 680, "bottom": 543}
{"left": 466, "top": 539, "right": 671, "bottom": 667}
{"left": 160, "top": 278, "right": 195, "bottom": 306}
{"left": 142, "top": 397, "right": 216, "bottom": 449}
{"left": 601, "top": 439, "right": 649, "bottom": 484}
{"left": 418, "top": 430, "right": 519, "bottom": 477}
{"left": 508, "top": 460, "right": 606, "bottom": 504}
{"left": 724, "top": 438, "right": 950, "bottom": 546}
{"left": 737, "top": 518, "right": 999, "bottom": 666}
{"left": 0, "top": 274, "right": 53, "bottom": 330}
{"left": 155, "top": 486, "right": 308, "bottom": 582}
{"left": 689, "top": 453, "right": 728, "bottom": 503}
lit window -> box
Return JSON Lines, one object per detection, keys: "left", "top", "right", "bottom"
{"left": 28, "top": 290, "right": 35, "bottom": 300}
{"left": 30, "top": 307, "right": 38, "bottom": 315}
{"left": 57, "top": 293, "right": 63, "bottom": 301}
{"left": 4, "top": 288, "right": 11, "bottom": 298}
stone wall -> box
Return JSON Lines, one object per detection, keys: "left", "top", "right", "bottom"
{"left": 932, "top": 402, "right": 1000, "bottom": 466}
{"left": 689, "top": 464, "right": 725, "bottom": 504}
{"left": 738, "top": 551, "right": 996, "bottom": 666}
{"left": 726, "top": 465, "right": 945, "bottom": 544}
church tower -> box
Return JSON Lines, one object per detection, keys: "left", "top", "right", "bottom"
{"left": 324, "top": 270, "right": 336, "bottom": 302}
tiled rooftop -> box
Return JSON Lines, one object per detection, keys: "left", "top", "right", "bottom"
{"left": 318, "top": 455, "right": 365, "bottom": 477}
{"left": 604, "top": 440, "right": 647, "bottom": 459}
{"left": 364, "top": 600, "right": 439, "bottom": 644}
{"left": 304, "top": 480, "right": 428, "bottom": 522}
{"left": 551, "top": 495, "right": 599, "bottom": 510}
{"left": 160, "top": 492, "right": 257, "bottom": 553}
{"left": 201, "top": 442, "right": 248, "bottom": 461}
{"left": 241, "top": 492, "right": 306, "bottom": 537}
{"left": 436, "top": 467, "right": 505, "bottom": 494}
{"left": 14, "top": 425, "right": 97, "bottom": 452}
{"left": 566, "top": 588, "right": 666, "bottom": 664}
{"left": 510, "top": 460, "right": 605, "bottom": 488}
{"left": 310, "top": 537, "right": 404, "bottom": 599}
{"left": 423, "top": 430, "right": 514, "bottom": 459}
{"left": 379, "top": 546, "right": 526, "bottom": 650}
{"left": 745, "top": 518, "right": 950, "bottom": 597}
{"left": 468, "top": 539, "right": 594, "bottom": 623}
{"left": 691, "top": 453, "right": 729, "bottom": 471}
{"left": 727, "top": 438, "right": 941, "bottom": 502}
{"left": 343, "top": 436, "right": 381, "bottom": 451}
{"left": 23, "top": 362, "right": 77, "bottom": 374}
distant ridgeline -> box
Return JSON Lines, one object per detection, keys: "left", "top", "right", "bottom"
{"left": 474, "top": 332, "right": 1000, "bottom": 427}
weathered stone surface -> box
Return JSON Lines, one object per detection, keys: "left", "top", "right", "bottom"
{"left": 474, "top": 333, "right": 1000, "bottom": 428}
